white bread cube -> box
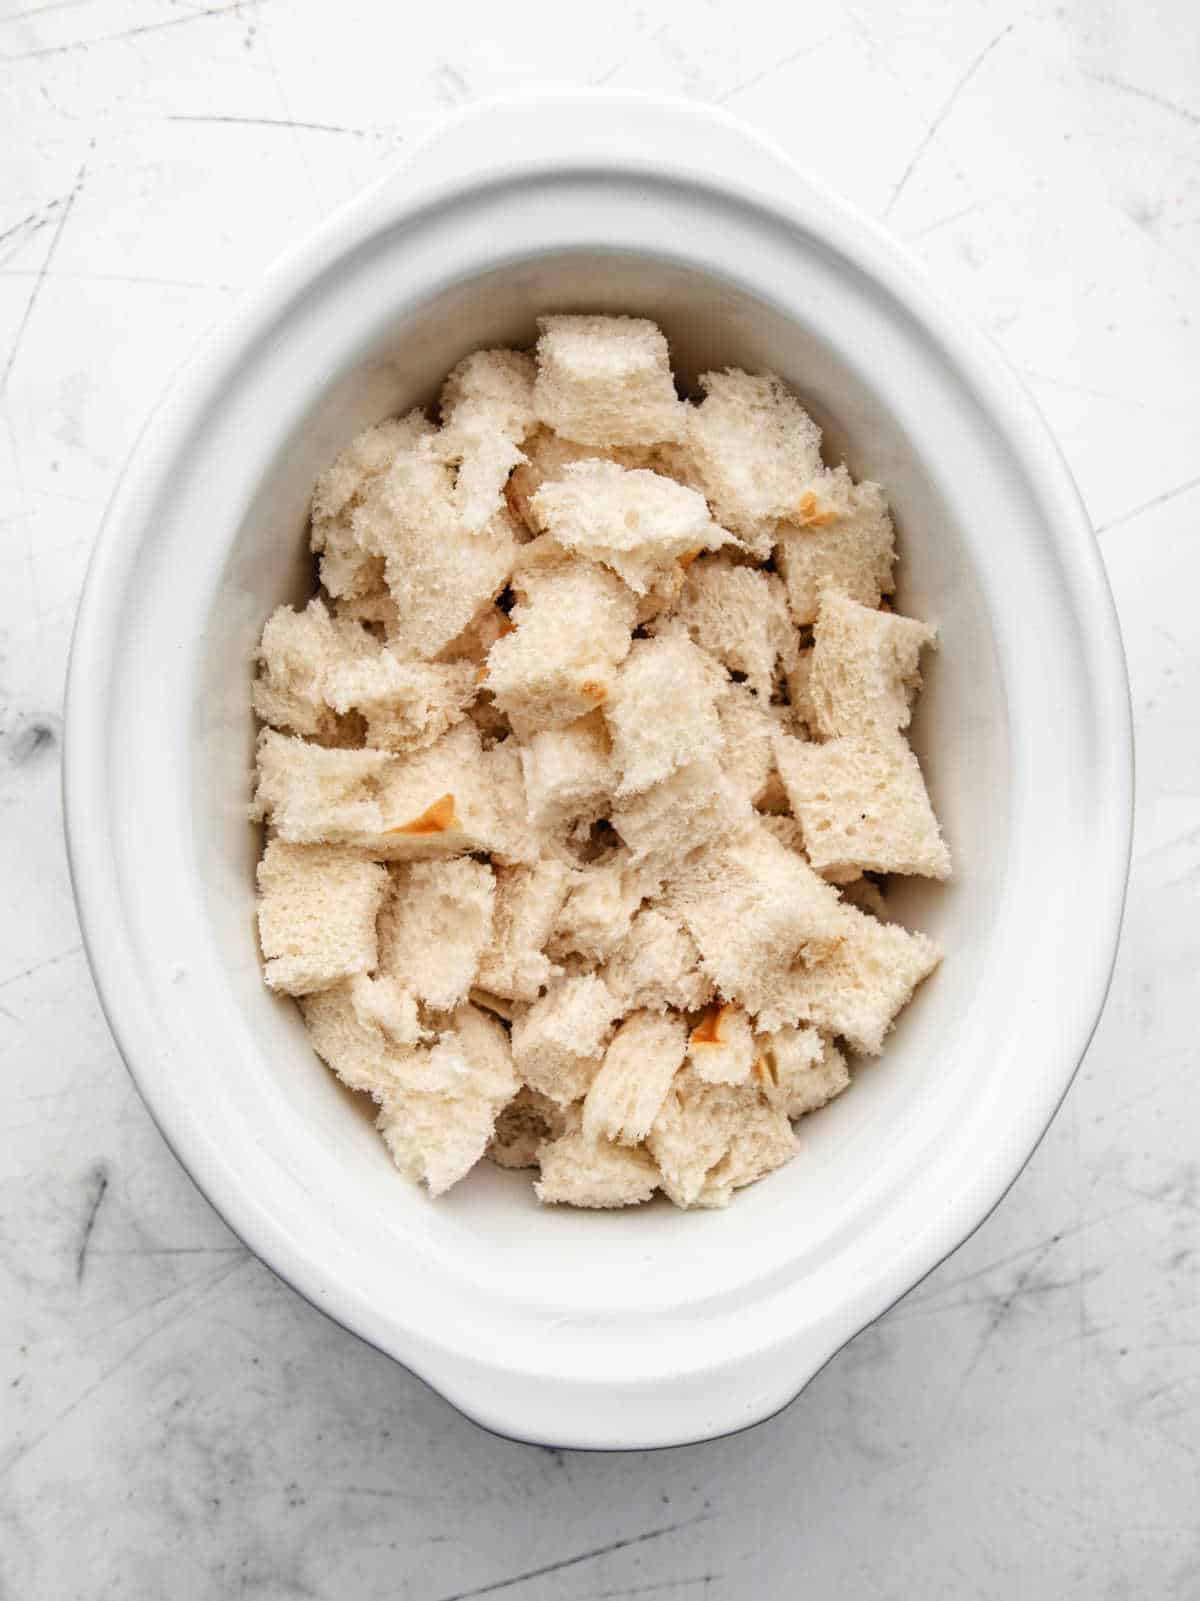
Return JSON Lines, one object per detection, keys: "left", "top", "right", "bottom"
{"left": 519, "top": 712, "right": 615, "bottom": 835}
{"left": 582, "top": 1010, "right": 688, "bottom": 1146}
{"left": 686, "top": 1003, "right": 756, "bottom": 1086}
{"left": 377, "top": 857, "right": 495, "bottom": 1012}
{"left": 535, "top": 1121, "right": 659, "bottom": 1209}
{"left": 697, "top": 1101, "right": 798, "bottom": 1208}
{"left": 301, "top": 981, "right": 421, "bottom": 1102}
{"left": 254, "top": 598, "right": 474, "bottom": 754}
{"left": 477, "top": 859, "right": 572, "bottom": 1002}
{"left": 252, "top": 728, "right": 395, "bottom": 844}
{"left": 488, "top": 1085, "right": 568, "bottom": 1169}
{"left": 485, "top": 557, "right": 636, "bottom": 736}
{"left": 668, "top": 821, "right": 846, "bottom": 1014}
{"left": 256, "top": 839, "right": 388, "bottom": 996}
{"left": 311, "top": 411, "right": 434, "bottom": 600}
{"left": 533, "top": 315, "right": 685, "bottom": 448}
{"left": 258, "top": 722, "right": 493, "bottom": 861}
{"left": 808, "top": 589, "right": 936, "bottom": 740}
{"left": 612, "top": 760, "right": 750, "bottom": 869}
{"left": 775, "top": 468, "right": 897, "bottom": 625}
{"left": 685, "top": 370, "right": 824, "bottom": 555}
{"left": 353, "top": 445, "right": 518, "bottom": 660}
{"left": 602, "top": 907, "right": 713, "bottom": 1014}
{"left": 754, "top": 1028, "right": 849, "bottom": 1119}
{"left": 348, "top": 973, "right": 428, "bottom": 1047}
{"left": 530, "top": 459, "right": 732, "bottom": 595}
{"left": 775, "top": 729, "right": 951, "bottom": 879}
{"left": 716, "top": 681, "right": 786, "bottom": 810}
{"left": 376, "top": 1003, "right": 518, "bottom": 1195}
{"left": 511, "top": 973, "right": 622, "bottom": 1105}
{"left": 761, "top": 904, "right": 942, "bottom": 1052}
{"left": 605, "top": 633, "right": 725, "bottom": 797}
{"left": 667, "top": 553, "right": 798, "bottom": 697}
{"left": 646, "top": 1069, "right": 750, "bottom": 1209}
{"left": 549, "top": 851, "right": 651, "bottom": 963}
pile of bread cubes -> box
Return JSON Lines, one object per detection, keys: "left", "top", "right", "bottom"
{"left": 252, "top": 314, "right": 950, "bottom": 1211}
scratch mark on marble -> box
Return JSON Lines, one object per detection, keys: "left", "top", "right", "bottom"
{"left": 1, "top": 165, "right": 83, "bottom": 394}
{"left": 0, "top": 1254, "right": 252, "bottom": 1482}
{"left": 166, "top": 113, "right": 382, "bottom": 137}
{"left": 884, "top": 22, "right": 1014, "bottom": 219}
{"left": 1019, "top": 366, "right": 1150, "bottom": 409}
{"left": 1, "top": 0, "right": 106, "bottom": 22}
{"left": 74, "top": 1161, "right": 109, "bottom": 1282}
{"left": 714, "top": 35, "right": 841, "bottom": 105}
{"left": 1095, "top": 471, "right": 1200, "bottom": 534}
{"left": 0, "top": 943, "right": 84, "bottom": 993}
{"left": 0, "top": 0, "right": 270, "bottom": 62}
{"left": 904, "top": 201, "right": 982, "bottom": 240}
{"left": 1084, "top": 71, "right": 1200, "bottom": 130}
{"left": 577, "top": 1580, "right": 723, "bottom": 1600}
{"left": 431, "top": 1515, "right": 715, "bottom": 1601}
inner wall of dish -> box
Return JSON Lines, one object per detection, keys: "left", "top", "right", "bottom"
{"left": 199, "top": 251, "right": 1007, "bottom": 1289}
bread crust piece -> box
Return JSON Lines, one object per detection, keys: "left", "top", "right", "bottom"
{"left": 530, "top": 459, "right": 733, "bottom": 595}
{"left": 807, "top": 588, "right": 936, "bottom": 740}
{"left": 256, "top": 840, "right": 388, "bottom": 996}
{"left": 533, "top": 314, "right": 686, "bottom": 448}
{"left": 376, "top": 1003, "right": 519, "bottom": 1196}
{"left": 510, "top": 973, "right": 623, "bottom": 1105}
{"left": 582, "top": 1010, "right": 689, "bottom": 1146}
{"left": 775, "top": 729, "right": 951, "bottom": 879}
{"left": 687, "top": 1004, "right": 756, "bottom": 1086}
{"left": 774, "top": 467, "right": 896, "bottom": 626}
{"left": 684, "top": 369, "right": 824, "bottom": 556}
{"left": 756, "top": 904, "right": 942, "bottom": 1051}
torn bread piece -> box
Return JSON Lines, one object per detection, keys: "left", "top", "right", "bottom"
{"left": 533, "top": 314, "right": 686, "bottom": 447}
{"left": 716, "top": 681, "right": 786, "bottom": 811}
{"left": 685, "top": 369, "right": 824, "bottom": 556}
{"left": 311, "top": 411, "right": 435, "bottom": 600}
{"left": 301, "top": 981, "right": 422, "bottom": 1102}
{"left": 535, "top": 1119, "right": 660, "bottom": 1209}
{"left": 510, "top": 973, "right": 623, "bottom": 1105}
{"left": 376, "top": 1003, "right": 518, "bottom": 1195}
{"left": 646, "top": 1069, "right": 753, "bottom": 1209}
{"left": 376, "top": 857, "right": 495, "bottom": 1012}
{"left": 354, "top": 445, "right": 519, "bottom": 660}
{"left": 775, "top": 729, "right": 951, "bottom": 879}
{"left": 485, "top": 556, "right": 636, "bottom": 736}
{"left": 477, "top": 859, "right": 572, "bottom": 1003}
{"left": 666, "top": 553, "right": 797, "bottom": 697}
{"left": 481, "top": 737, "right": 540, "bottom": 867}
{"left": 436, "top": 348, "right": 537, "bottom": 533}
{"left": 256, "top": 840, "right": 388, "bottom": 997}
{"left": 488, "top": 1086, "right": 569, "bottom": 1169}
{"left": 252, "top": 728, "right": 396, "bottom": 844}
{"left": 668, "top": 821, "right": 846, "bottom": 1015}
{"left": 775, "top": 469, "right": 896, "bottom": 626}
{"left": 784, "top": 648, "right": 817, "bottom": 737}
{"left": 687, "top": 1003, "right": 756, "bottom": 1086}
{"left": 530, "top": 459, "right": 733, "bottom": 595}
{"left": 583, "top": 1010, "right": 688, "bottom": 1146}
{"left": 754, "top": 1028, "right": 849, "bottom": 1119}
{"left": 520, "top": 712, "right": 616, "bottom": 835}
{"left": 760, "top": 905, "right": 941, "bottom": 1052}
{"left": 602, "top": 907, "right": 713, "bottom": 1014}
{"left": 697, "top": 1101, "right": 798, "bottom": 1208}
{"left": 549, "top": 850, "right": 653, "bottom": 964}
{"left": 808, "top": 589, "right": 936, "bottom": 740}
{"left": 605, "top": 632, "right": 725, "bottom": 796}
{"left": 348, "top": 973, "right": 428, "bottom": 1048}
{"left": 505, "top": 427, "right": 658, "bottom": 530}
{"left": 612, "top": 759, "right": 750, "bottom": 869}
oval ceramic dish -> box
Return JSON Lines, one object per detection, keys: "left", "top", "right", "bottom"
{"left": 64, "top": 93, "right": 1132, "bottom": 1449}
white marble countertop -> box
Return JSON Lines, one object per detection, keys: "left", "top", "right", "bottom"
{"left": 2, "top": 1, "right": 1198, "bottom": 1595}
